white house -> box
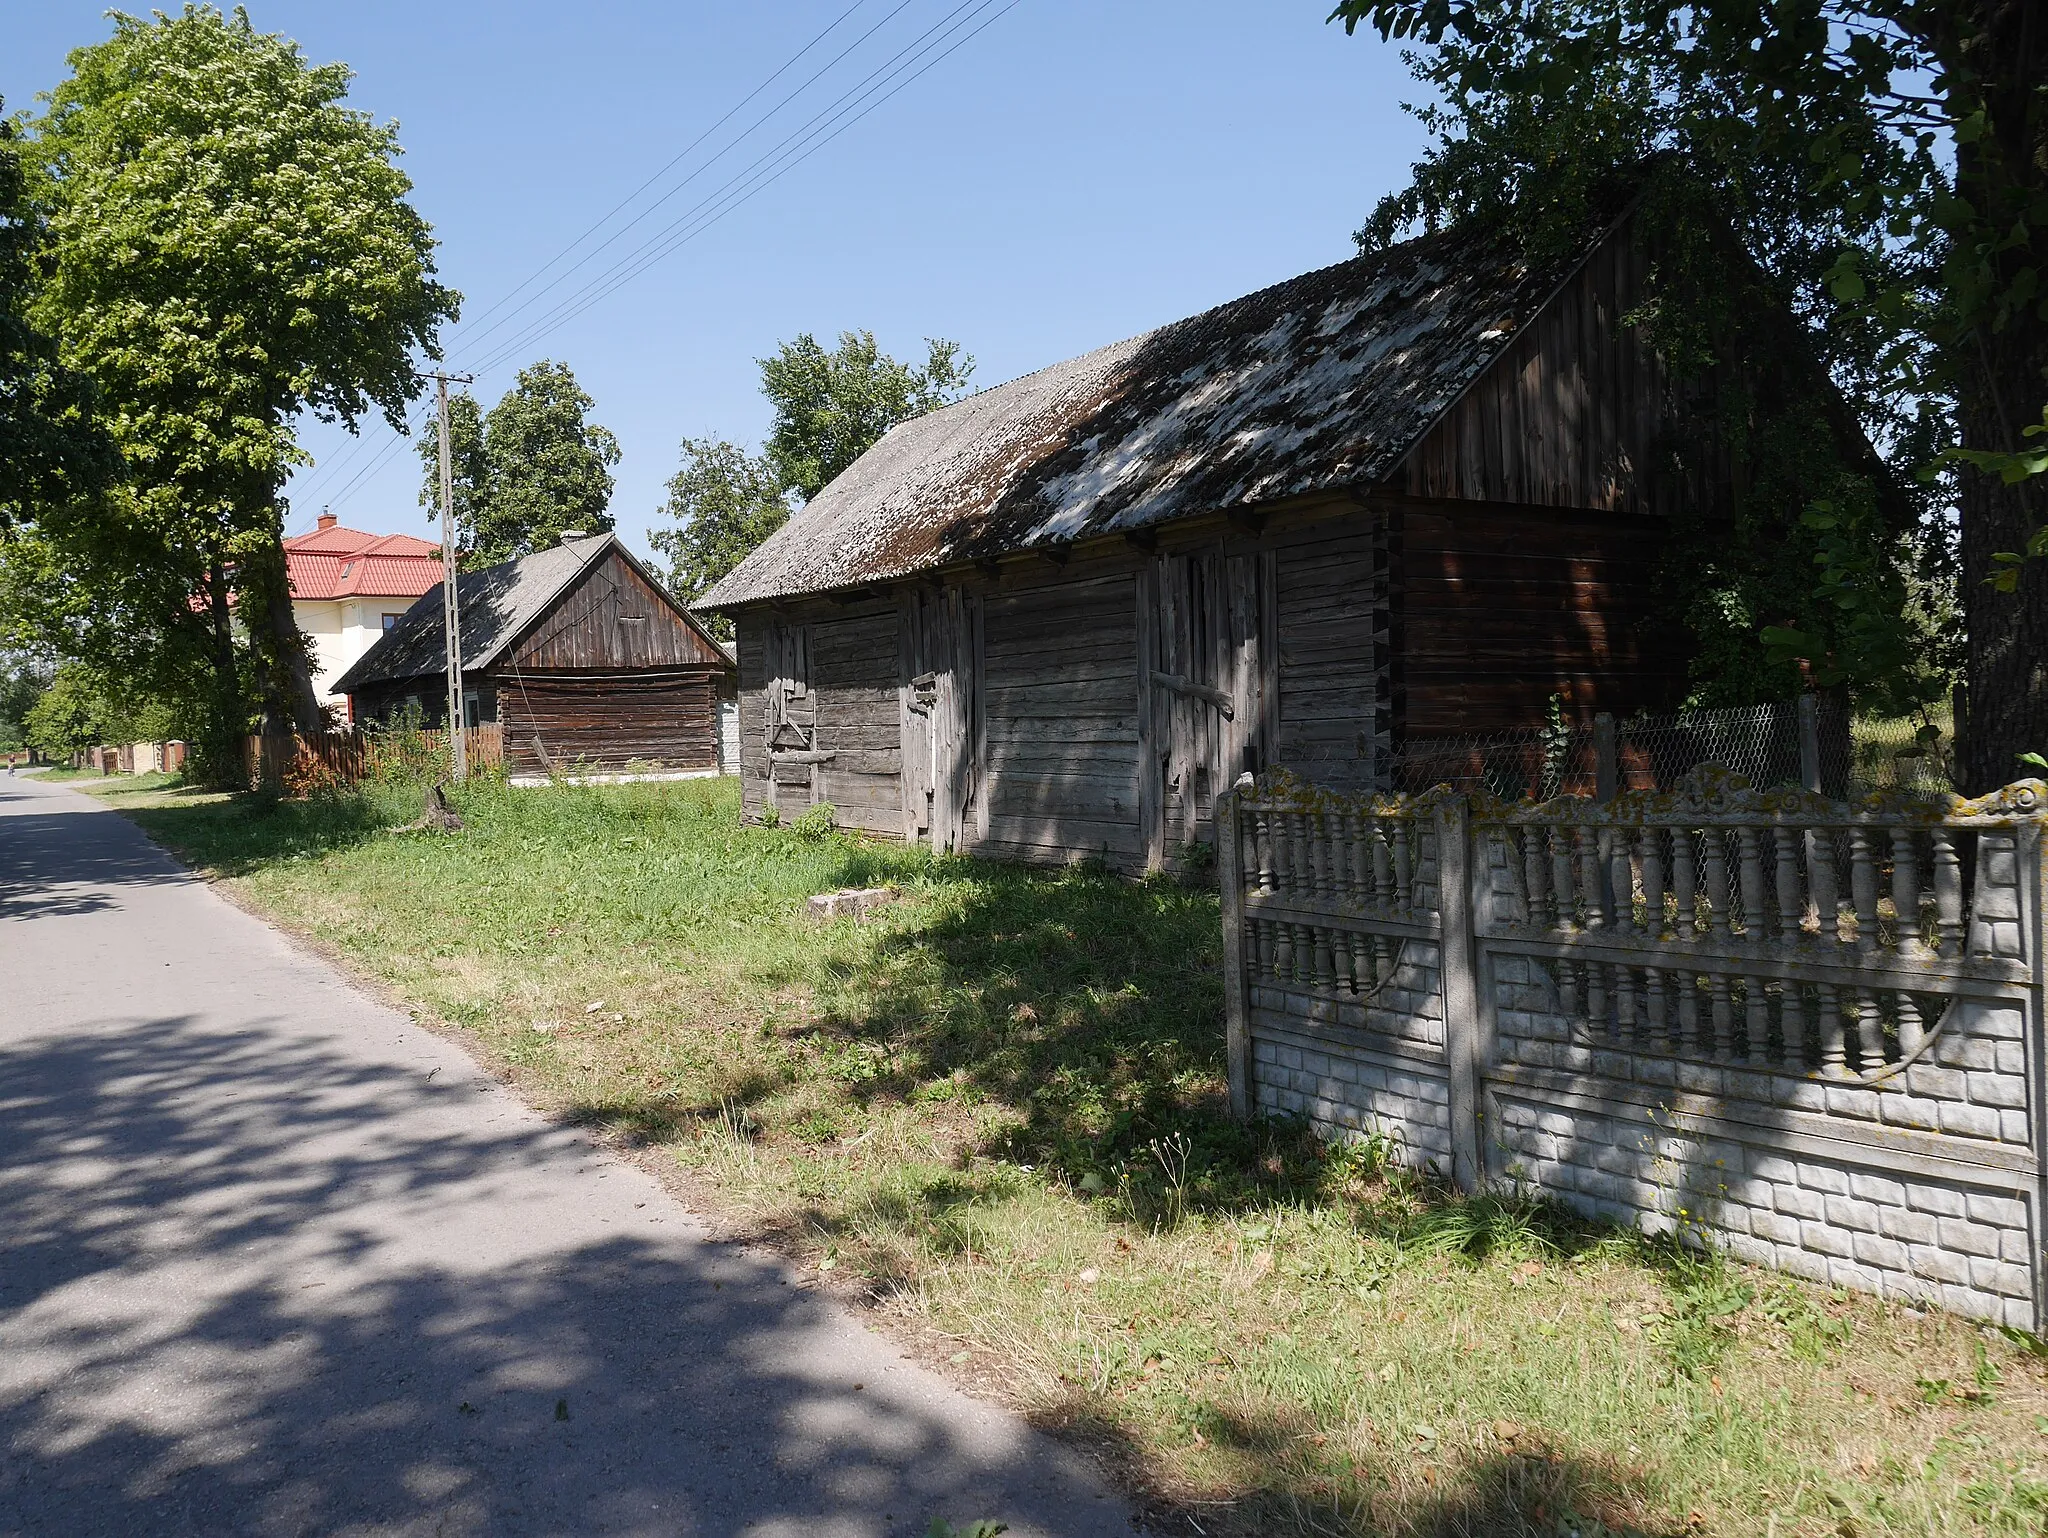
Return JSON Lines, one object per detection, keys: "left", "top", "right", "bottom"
{"left": 284, "top": 513, "right": 444, "bottom": 715}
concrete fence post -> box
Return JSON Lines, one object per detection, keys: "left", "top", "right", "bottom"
{"left": 1437, "top": 796, "right": 1484, "bottom": 1191}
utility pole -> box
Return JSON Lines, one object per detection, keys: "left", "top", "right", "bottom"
{"left": 425, "top": 369, "right": 475, "bottom": 781}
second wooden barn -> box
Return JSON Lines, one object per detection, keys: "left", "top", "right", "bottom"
{"left": 336, "top": 532, "right": 734, "bottom": 778}
{"left": 702, "top": 211, "right": 1762, "bottom": 869}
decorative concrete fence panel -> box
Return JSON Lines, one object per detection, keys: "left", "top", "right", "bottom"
{"left": 1220, "top": 770, "right": 2048, "bottom": 1329}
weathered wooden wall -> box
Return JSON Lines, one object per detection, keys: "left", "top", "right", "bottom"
{"left": 497, "top": 667, "right": 720, "bottom": 776}
{"left": 1400, "top": 500, "right": 1687, "bottom": 735}
{"left": 976, "top": 571, "right": 1141, "bottom": 865}
{"left": 1396, "top": 226, "right": 1730, "bottom": 519}
{"left": 513, "top": 549, "right": 728, "bottom": 671}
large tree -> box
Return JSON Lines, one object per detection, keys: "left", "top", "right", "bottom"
{"left": 20, "top": 5, "right": 455, "bottom": 768}
{"left": 0, "top": 107, "right": 115, "bottom": 533}
{"left": 761, "top": 331, "right": 973, "bottom": 502}
{"left": 1332, "top": 0, "right": 2046, "bottom": 791}
{"left": 419, "top": 360, "right": 618, "bottom": 566}
{"left": 653, "top": 331, "right": 972, "bottom": 617}
{"left": 648, "top": 437, "right": 789, "bottom": 639}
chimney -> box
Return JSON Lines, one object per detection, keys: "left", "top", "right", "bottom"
{"left": 317, "top": 510, "right": 338, "bottom": 531}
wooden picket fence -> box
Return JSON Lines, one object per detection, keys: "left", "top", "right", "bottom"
{"left": 243, "top": 724, "right": 503, "bottom": 790}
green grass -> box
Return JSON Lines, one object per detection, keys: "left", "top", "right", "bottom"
{"left": 69, "top": 773, "right": 2048, "bottom": 1537}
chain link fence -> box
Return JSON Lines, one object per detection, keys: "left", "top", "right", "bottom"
{"left": 1387, "top": 697, "right": 1957, "bottom": 802}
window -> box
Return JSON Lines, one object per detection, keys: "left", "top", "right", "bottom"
{"left": 463, "top": 691, "right": 482, "bottom": 730}
{"left": 382, "top": 612, "right": 403, "bottom": 631}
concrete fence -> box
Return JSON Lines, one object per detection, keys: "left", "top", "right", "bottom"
{"left": 1220, "top": 767, "right": 2048, "bottom": 1329}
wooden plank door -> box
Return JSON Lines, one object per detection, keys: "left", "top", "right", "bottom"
{"left": 900, "top": 589, "right": 980, "bottom": 851}
{"left": 1142, "top": 546, "right": 1272, "bottom": 867}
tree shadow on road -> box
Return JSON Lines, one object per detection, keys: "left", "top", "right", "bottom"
{"left": 0, "top": 1018, "right": 1123, "bottom": 1537}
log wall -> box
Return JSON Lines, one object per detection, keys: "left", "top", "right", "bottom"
{"left": 728, "top": 491, "right": 1689, "bottom": 869}
{"left": 496, "top": 667, "right": 720, "bottom": 776}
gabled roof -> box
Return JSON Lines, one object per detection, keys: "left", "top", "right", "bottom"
{"left": 332, "top": 533, "right": 728, "bottom": 695}
{"left": 284, "top": 522, "right": 443, "bottom": 601}
{"left": 701, "top": 219, "right": 1602, "bottom": 610}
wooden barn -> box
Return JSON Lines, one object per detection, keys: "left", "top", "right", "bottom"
{"left": 335, "top": 532, "right": 734, "bottom": 779}
{"left": 701, "top": 212, "right": 1745, "bottom": 869}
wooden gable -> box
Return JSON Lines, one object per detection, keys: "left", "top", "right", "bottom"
{"left": 1396, "top": 217, "right": 1730, "bottom": 520}
{"left": 509, "top": 548, "right": 725, "bottom": 672}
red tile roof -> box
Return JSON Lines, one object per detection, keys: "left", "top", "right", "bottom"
{"left": 285, "top": 515, "right": 443, "bottom": 600}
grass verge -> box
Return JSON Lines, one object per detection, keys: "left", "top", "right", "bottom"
{"left": 66, "top": 772, "right": 2048, "bottom": 1537}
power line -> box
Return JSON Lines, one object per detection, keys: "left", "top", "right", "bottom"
{"left": 451, "top": 0, "right": 882, "bottom": 348}
{"left": 469, "top": 0, "right": 1022, "bottom": 375}
{"left": 293, "top": 8, "right": 891, "bottom": 521}
{"left": 301, "top": 0, "right": 1026, "bottom": 517}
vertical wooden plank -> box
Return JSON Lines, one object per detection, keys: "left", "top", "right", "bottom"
{"left": 1219, "top": 785, "right": 1253, "bottom": 1120}
{"left": 1257, "top": 549, "right": 1280, "bottom": 770}
{"left": 1137, "top": 559, "right": 1163, "bottom": 872}
{"left": 897, "top": 595, "right": 918, "bottom": 844}
{"left": 971, "top": 592, "right": 988, "bottom": 843}
{"left": 1438, "top": 797, "right": 1484, "bottom": 1192}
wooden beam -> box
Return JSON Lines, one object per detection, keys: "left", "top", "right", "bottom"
{"left": 1226, "top": 508, "right": 1266, "bottom": 537}
{"left": 1123, "top": 527, "right": 1158, "bottom": 553}
{"left": 1151, "top": 669, "right": 1235, "bottom": 718}
{"left": 1035, "top": 542, "right": 1073, "bottom": 569}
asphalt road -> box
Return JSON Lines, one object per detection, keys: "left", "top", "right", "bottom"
{"left": 0, "top": 771, "right": 1132, "bottom": 1538}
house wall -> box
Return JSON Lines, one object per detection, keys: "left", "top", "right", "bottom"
{"left": 296, "top": 598, "right": 421, "bottom": 710}
{"left": 1396, "top": 221, "right": 1732, "bottom": 520}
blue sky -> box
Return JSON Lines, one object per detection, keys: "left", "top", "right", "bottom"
{"left": 2, "top": 2, "right": 1429, "bottom": 562}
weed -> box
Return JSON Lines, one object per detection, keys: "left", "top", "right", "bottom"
{"left": 1654, "top": 1250, "right": 1755, "bottom": 1378}
{"left": 791, "top": 802, "right": 837, "bottom": 841}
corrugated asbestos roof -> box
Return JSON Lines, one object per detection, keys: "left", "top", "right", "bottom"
{"left": 700, "top": 221, "right": 1588, "bottom": 609}
{"left": 332, "top": 534, "right": 616, "bottom": 693}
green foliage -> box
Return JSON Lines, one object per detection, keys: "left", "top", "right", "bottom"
{"left": 1318, "top": 0, "right": 2039, "bottom": 708}
{"left": 760, "top": 331, "right": 973, "bottom": 503}
{"left": 1327, "top": 0, "right": 2045, "bottom": 746}
{"left": 17, "top": 4, "right": 455, "bottom": 756}
{"left": 23, "top": 662, "right": 125, "bottom": 756}
{"left": 420, "top": 360, "right": 618, "bottom": 566}
{"left": 647, "top": 436, "right": 789, "bottom": 635}
{"left": 0, "top": 107, "right": 115, "bottom": 532}
{"left": 0, "top": 654, "right": 50, "bottom": 753}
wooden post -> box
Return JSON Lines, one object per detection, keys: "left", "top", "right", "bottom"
{"left": 1137, "top": 560, "right": 1163, "bottom": 872}
{"left": 1437, "top": 796, "right": 1484, "bottom": 1192}
{"left": 1219, "top": 781, "right": 1253, "bottom": 1119}
{"left": 1798, "top": 693, "right": 1822, "bottom": 794}
{"left": 1594, "top": 712, "right": 1617, "bottom": 803}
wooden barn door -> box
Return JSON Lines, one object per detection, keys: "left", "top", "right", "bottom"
{"left": 763, "top": 619, "right": 816, "bottom": 818}
{"left": 899, "top": 589, "right": 981, "bottom": 851}
{"left": 1140, "top": 546, "right": 1273, "bottom": 869}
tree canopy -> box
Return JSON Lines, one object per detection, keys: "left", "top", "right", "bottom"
{"left": 1331, "top": 0, "right": 2045, "bottom": 788}
{"left": 652, "top": 331, "right": 972, "bottom": 627}
{"left": 0, "top": 109, "right": 114, "bottom": 534}
{"left": 762, "top": 331, "right": 973, "bottom": 502}
{"left": 419, "top": 359, "right": 619, "bottom": 566}
{"left": 648, "top": 438, "right": 788, "bottom": 639}
{"left": 13, "top": 5, "right": 455, "bottom": 767}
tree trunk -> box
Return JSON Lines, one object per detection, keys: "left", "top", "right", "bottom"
{"left": 1958, "top": 361, "right": 2048, "bottom": 794}
{"left": 1948, "top": 1, "right": 2048, "bottom": 794}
